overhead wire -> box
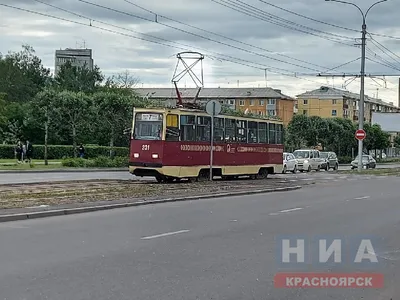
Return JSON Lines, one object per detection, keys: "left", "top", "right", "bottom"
{"left": 255, "top": 0, "right": 359, "bottom": 33}
{"left": 367, "top": 33, "right": 400, "bottom": 63}
{"left": 225, "top": 0, "right": 355, "bottom": 41}
{"left": 76, "top": 0, "right": 327, "bottom": 73}
{"left": 0, "top": 2, "right": 328, "bottom": 86}
{"left": 365, "top": 47, "right": 400, "bottom": 72}
{"left": 121, "top": 0, "right": 329, "bottom": 70}
{"left": 209, "top": 0, "right": 358, "bottom": 47}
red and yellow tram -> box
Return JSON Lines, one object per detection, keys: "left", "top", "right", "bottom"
{"left": 129, "top": 107, "right": 284, "bottom": 182}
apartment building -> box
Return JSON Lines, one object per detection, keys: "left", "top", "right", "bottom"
{"left": 54, "top": 48, "right": 93, "bottom": 75}
{"left": 296, "top": 86, "right": 399, "bottom": 122}
{"left": 135, "top": 87, "right": 296, "bottom": 125}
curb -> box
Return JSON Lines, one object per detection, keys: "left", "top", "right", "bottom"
{"left": 0, "top": 185, "right": 302, "bottom": 223}
{"left": 0, "top": 168, "right": 128, "bottom": 174}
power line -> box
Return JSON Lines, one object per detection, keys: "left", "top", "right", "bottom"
{"left": 121, "top": 0, "right": 329, "bottom": 70}
{"left": 256, "top": 0, "right": 359, "bottom": 33}
{"left": 369, "top": 32, "right": 400, "bottom": 40}
{"left": 366, "top": 56, "right": 400, "bottom": 72}
{"left": 227, "top": 0, "right": 355, "bottom": 41}
{"left": 365, "top": 47, "right": 400, "bottom": 72}
{"left": 0, "top": 3, "right": 327, "bottom": 86}
{"left": 76, "top": 0, "right": 325, "bottom": 72}
{"left": 209, "top": 0, "right": 357, "bottom": 47}
{"left": 29, "top": 0, "right": 316, "bottom": 76}
{"left": 368, "top": 34, "right": 400, "bottom": 64}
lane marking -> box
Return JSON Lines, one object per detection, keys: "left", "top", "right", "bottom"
{"left": 278, "top": 207, "right": 304, "bottom": 213}
{"left": 141, "top": 230, "right": 190, "bottom": 240}
{"left": 354, "top": 196, "right": 370, "bottom": 200}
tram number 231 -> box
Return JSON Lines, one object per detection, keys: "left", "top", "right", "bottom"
{"left": 141, "top": 145, "right": 150, "bottom": 151}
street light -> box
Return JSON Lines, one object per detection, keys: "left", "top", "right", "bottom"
{"left": 325, "top": 0, "right": 388, "bottom": 171}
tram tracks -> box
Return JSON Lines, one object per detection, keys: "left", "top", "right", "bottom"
{"left": 0, "top": 178, "right": 300, "bottom": 210}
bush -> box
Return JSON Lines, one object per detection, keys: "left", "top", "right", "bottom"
{"left": 338, "top": 156, "right": 352, "bottom": 164}
{"left": 61, "top": 156, "right": 129, "bottom": 168}
{"left": 0, "top": 144, "right": 129, "bottom": 160}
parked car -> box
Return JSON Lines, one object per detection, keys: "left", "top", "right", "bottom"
{"left": 351, "top": 155, "right": 376, "bottom": 169}
{"left": 319, "top": 151, "right": 339, "bottom": 171}
{"left": 293, "top": 149, "right": 323, "bottom": 172}
{"left": 283, "top": 152, "right": 298, "bottom": 173}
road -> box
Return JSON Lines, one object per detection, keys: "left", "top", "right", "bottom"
{"left": 0, "top": 175, "right": 399, "bottom": 299}
{"left": 0, "top": 163, "right": 399, "bottom": 184}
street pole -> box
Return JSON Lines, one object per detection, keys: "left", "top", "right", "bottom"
{"left": 358, "top": 21, "right": 366, "bottom": 171}
{"left": 209, "top": 102, "right": 215, "bottom": 181}
{"left": 325, "top": 0, "right": 388, "bottom": 171}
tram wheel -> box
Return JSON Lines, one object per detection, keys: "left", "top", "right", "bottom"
{"left": 256, "top": 169, "right": 269, "bottom": 179}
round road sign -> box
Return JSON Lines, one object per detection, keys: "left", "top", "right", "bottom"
{"left": 355, "top": 129, "right": 366, "bottom": 141}
{"left": 206, "top": 100, "right": 222, "bottom": 116}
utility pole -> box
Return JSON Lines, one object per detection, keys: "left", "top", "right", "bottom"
{"left": 325, "top": 0, "right": 388, "bottom": 172}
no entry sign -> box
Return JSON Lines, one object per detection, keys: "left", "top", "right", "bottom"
{"left": 355, "top": 129, "right": 366, "bottom": 141}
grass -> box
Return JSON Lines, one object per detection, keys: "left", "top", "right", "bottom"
{"left": 0, "top": 159, "right": 63, "bottom": 170}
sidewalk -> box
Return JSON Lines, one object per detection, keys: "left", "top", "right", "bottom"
{"left": 0, "top": 167, "right": 127, "bottom": 173}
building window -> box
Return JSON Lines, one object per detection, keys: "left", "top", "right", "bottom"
{"left": 268, "top": 99, "right": 276, "bottom": 105}
{"left": 228, "top": 99, "right": 235, "bottom": 105}
{"left": 332, "top": 99, "right": 337, "bottom": 105}
{"left": 332, "top": 110, "right": 337, "bottom": 116}
{"left": 303, "top": 100, "right": 308, "bottom": 105}
{"left": 250, "top": 100, "right": 255, "bottom": 106}
{"left": 260, "top": 100, "right": 265, "bottom": 105}
{"left": 258, "top": 111, "right": 263, "bottom": 115}
{"left": 267, "top": 110, "right": 276, "bottom": 116}
{"left": 239, "top": 100, "right": 245, "bottom": 106}
{"left": 303, "top": 110, "right": 307, "bottom": 115}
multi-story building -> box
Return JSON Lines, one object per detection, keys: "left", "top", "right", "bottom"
{"left": 135, "top": 87, "right": 296, "bottom": 125}
{"left": 296, "top": 86, "right": 399, "bottom": 122}
{"left": 54, "top": 48, "right": 93, "bottom": 75}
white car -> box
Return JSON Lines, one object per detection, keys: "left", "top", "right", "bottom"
{"left": 293, "top": 149, "right": 323, "bottom": 172}
{"left": 283, "top": 152, "right": 298, "bottom": 173}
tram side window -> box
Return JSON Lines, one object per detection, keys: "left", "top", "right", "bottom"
{"left": 197, "top": 116, "right": 211, "bottom": 142}
{"left": 236, "top": 120, "right": 247, "bottom": 143}
{"left": 214, "top": 117, "right": 225, "bottom": 142}
{"left": 180, "top": 115, "right": 196, "bottom": 141}
{"left": 258, "top": 122, "right": 267, "bottom": 143}
{"left": 166, "top": 114, "right": 179, "bottom": 141}
{"left": 248, "top": 121, "right": 258, "bottom": 143}
{"left": 225, "top": 118, "right": 236, "bottom": 142}
{"left": 276, "top": 124, "right": 283, "bottom": 144}
{"left": 269, "top": 123, "right": 276, "bottom": 144}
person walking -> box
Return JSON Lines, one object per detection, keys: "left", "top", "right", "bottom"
{"left": 15, "top": 141, "right": 23, "bottom": 163}
{"left": 78, "top": 144, "right": 85, "bottom": 158}
{"left": 25, "top": 140, "right": 33, "bottom": 163}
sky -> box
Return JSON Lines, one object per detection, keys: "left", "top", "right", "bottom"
{"left": 1, "top": 0, "right": 400, "bottom": 105}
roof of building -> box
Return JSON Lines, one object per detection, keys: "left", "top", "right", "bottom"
{"left": 296, "top": 86, "right": 397, "bottom": 108}
{"left": 134, "top": 87, "right": 295, "bottom": 100}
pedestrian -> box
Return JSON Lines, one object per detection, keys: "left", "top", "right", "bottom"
{"left": 25, "top": 140, "right": 33, "bottom": 163}
{"left": 15, "top": 141, "right": 23, "bottom": 163}
{"left": 78, "top": 143, "right": 85, "bottom": 158}
{"left": 22, "top": 142, "right": 26, "bottom": 162}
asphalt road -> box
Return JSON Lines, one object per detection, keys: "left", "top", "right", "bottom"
{"left": 0, "top": 163, "right": 399, "bottom": 184}
{"left": 0, "top": 175, "right": 399, "bottom": 299}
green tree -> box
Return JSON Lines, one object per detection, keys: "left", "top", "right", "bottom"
{"left": 54, "top": 61, "right": 104, "bottom": 94}
{"left": 287, "top": 114, "right": 311, "bottom": 149}
{"left": 53, "top": 90, "right": 92, "bottom": 156}
{"left": 31, "top": 88, "right": 58, "bottom": 164}
{"left": 0, "top": 45, "right": 50, "bottom": 102}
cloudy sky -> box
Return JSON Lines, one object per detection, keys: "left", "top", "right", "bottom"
{"left": 1, "top": 0, "right": 400, "bottom": 104}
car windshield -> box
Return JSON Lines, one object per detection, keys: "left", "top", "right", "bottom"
{"left": 320, "top": 152, "right": 329, "bottom": 158}
{"left": 293, "top": 151, "right": 310, "bottom": 158}
{"left": 134, "top": 113, "right": 163, "bottom": 140}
